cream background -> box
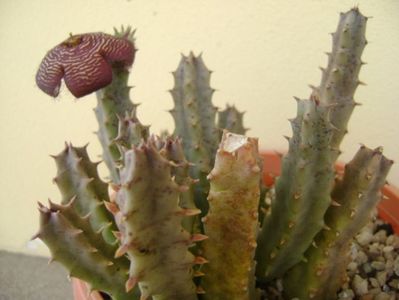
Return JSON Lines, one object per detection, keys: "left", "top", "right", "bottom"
{"left": 0, "top": 1, "right": 398, "bottom": 256}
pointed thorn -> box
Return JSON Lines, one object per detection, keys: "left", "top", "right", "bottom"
{"left": 88, "top": 247, "right": 99, "bottom": 253}
{"left": 72, "top": 229, "right": 84, "bottom": 235}
{"left": 112, "top": 231, "right": 122, "bottom": 240}
{"left": 115, "top": 244, "right": 129, "bottom": 258}
{"left": 104, "top": 201, "right": 119, "bottom": 214}
{"left": 193, "top": 256, "right": 208, "bottom": 265}
{"left": 194, "top": 270, "right": 205, "bottom": 277}
{"left": 293, "top": 96, "right": 301, "bottom": 102}
{"left": 191, "top": 234, "right": 208, "bottom": 242}
{"left": 31, "top": 231, "right": 41, "bottom": 241}
{"left": 331, "top": 200, "right": 341, "bottom": 207}
{"left": 357, "top": 80, "right": 367, "bottom": 86}
{"left": 110, "top": 183, "right": 121, "bottom": 192}
{"left": 178, "top": 185, "right": 189, "bottom": 192}
{"left": 125, "top": 276, "right": 138, "bottom": 292}
{"left": 176, "top": 208, "right": 201, "bottom": 217}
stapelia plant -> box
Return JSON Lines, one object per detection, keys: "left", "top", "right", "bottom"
{"left": 33, "top": 8, "right": 393, "bottom": 300}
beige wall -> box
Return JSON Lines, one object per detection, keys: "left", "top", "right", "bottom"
{"left": 0, "top": 1, "right": 398, "bottom": 256}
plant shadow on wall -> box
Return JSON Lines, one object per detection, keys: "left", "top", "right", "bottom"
{"left": 33, "top": 8, "right": 395, "bottom": 300}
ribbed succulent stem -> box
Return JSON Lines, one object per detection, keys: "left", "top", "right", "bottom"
{"left": 202, "top": 131, "right": 261, "bottom": 300}
{"left": 164, "top": 137, "right": 201, "bottom": 234}
{"left": 52, "top": 143, "right": 116, "bottom": 245}
{"left": 317, "top": 8, "right": 368, "bottom": 157}
{"left": 114, "top": 137, "right": 200, "bottom": 300}
{"left": 255, "top": 98, "right": 336, "bottom": 279}
{"left": 255, "top": 8, "right": 368, "bottom": 280}
{"left": 217, "top": 104, "right": 247, "bottom": 136}
{"left": 169, "top": 53, "right": 219, "bottom": 216}
{"left": 283, "top": 146, "right": 393, "bottom": 300}
{"left": 94, "top": 27, "right": 137, "bottom": 183}
{"left": 256, "top": 8, "right": 366, "bottom": 279}
{"left": 35, "top": 204, "right": 138, "bottom": 300}
{"left": 114, "top": 112, "right": 150, "bottom": 150}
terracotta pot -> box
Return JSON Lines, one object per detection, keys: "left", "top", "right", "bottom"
{"left": 72, "top": 151, "right": 399, "bottom": 299}
{"left": 72, "top": 278, "right": 103, "bottom": 300}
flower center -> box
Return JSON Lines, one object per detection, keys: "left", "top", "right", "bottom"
{"left": 62, "top": 34, "right": 83, "bottom": 48}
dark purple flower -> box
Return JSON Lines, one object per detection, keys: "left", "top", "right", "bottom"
{"left": 36, "top": 32, "right": 135, "bottom": 98}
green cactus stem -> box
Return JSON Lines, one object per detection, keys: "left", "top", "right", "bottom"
{"left": 315, "top": 8, "right": 368, "bottom": 156}
{"left": 256, "top": 97, "right": 336, "bottom": 280}
{"left": 283, "top": 146, "right": 393, "bottom": 300}
{"left": 217, "top": 104, "right": 247, "bottom": 136}
{"left": 113, "top": 111, "right": 150, "bottom": 150}
{"left": 94, "top": 27, "right": 138, "bottom": 183}
{"left": 164, "top": 137, "right": 201, "bottom": 235}
{"left": 255, "top": 8, "right": 368, "bottom": 280}
{"left": 52, "top": 143, "right": 117, "bottom": 245}
{"left": 169, "top": 53, "right": 219, "bottom": 216}
{"left": 34, "top": 203, "right": 139, "bottom": 300}
{"left": 113, "top": 136, "right": 204, "bottom": 300}
{"left": 202, "top": 131, "right": 261, "bottom": 300}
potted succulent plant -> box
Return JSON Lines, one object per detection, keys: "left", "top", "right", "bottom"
{"left": 33, "top": 7, "right": 398, "bottom": 300}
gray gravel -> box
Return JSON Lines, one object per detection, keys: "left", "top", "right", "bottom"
{"left": 340, "top": 214, "right": 399, "bottom": 299}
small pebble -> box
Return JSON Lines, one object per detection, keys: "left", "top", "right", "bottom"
{"left": 338, "top": 288, "right": 355, "bottom": 299}
{"left": 376, "top": 271, "right": 387, "bottom": 286}
{"left": 368, "top": 243, "right": 382, "bottom": 258}
{"left": 374, "top": 292, "right": 392, "bottom": 300}
{"left": 393, "top": 256, "right": 399, "bottom": 276}
{"left": 369, "top": 277, "right": 380, "bottom": 288}
{"left": 357, "top": 231, "right": 373, "bottom": 246}
{"left": 382, "top": 284, "right": 390, "bottom": 292}
{"left": 383, "top": 245, "right": 394, "bottom": 253}
{"left": 390, "top": 235, "right": 399, "bottom": 249}
{"left": 384, "top": 250, "right": 394, "bottom": 261}
{"left": 371, "top": 261, "right": 386, "bottom": 271}
{"left": 352, "top": 275, "right": 369, "bottom": 295}
{"left": 356, "top": 250, "right": 369, "bottom": 265}
{"left": 362, "top": 263, "right": 374, "bottom": 275}
{"left": 359, "top": 294, "right": 373, "bottom": 300}
{"left": 386, "top": 235, "right": 395, "bottom": 245}
{"left": 368, "top": 287, "right": 382, "bottom": 295}
{"left": 348, "top": 261, "right": 358, "bottom": 272}
{"left": 373, "top": 230, "right": 388, "bottom": 244}
{"left": 388, "top": 278, "right": 399, "bottom": 289}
